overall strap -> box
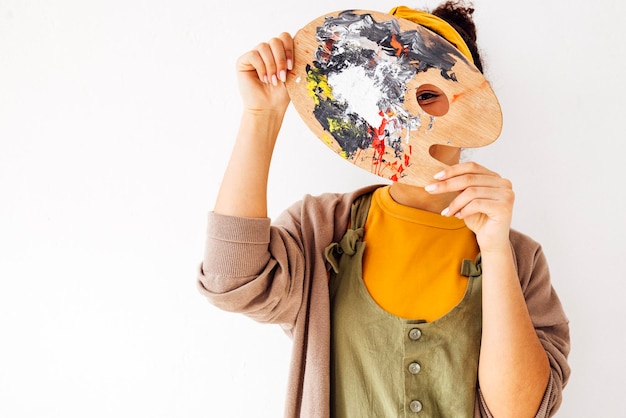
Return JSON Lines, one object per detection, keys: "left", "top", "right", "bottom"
{"left": 325, "top": 192, "right": 373, "bottom": 274}
{"left": 349, "top": 192, "right": 373, "bottom": 231}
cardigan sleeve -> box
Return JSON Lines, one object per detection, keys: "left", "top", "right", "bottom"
{"left": 197, "top": 186, "right": 379, "bottom": 333}
{"left": 196, "top": 209, "right": 307, "bottom": 332}
{"left": 475, "top": 230, "right": 571, "bottom": 418}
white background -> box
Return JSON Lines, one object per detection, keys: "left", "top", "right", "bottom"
{"left": 1, "top": 0, "right": 624, "bottom": 417}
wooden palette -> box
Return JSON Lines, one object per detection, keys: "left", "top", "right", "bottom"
{"left": 285, "top": 10, "right": 503, "bottom": 186}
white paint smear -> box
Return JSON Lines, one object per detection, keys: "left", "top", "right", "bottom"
{"left": 327, "top": 65, "right": 383, "bottom": 129}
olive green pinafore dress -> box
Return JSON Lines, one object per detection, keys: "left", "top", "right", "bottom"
{"left": 325, "top": 193, "right": 483, "bottom": 417}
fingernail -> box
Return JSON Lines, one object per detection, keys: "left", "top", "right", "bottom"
{"left": 279, "top": 70, "right": 286, "bottom": 82}
{"left": 271, "top": 74, "right": 278, "bottom": 86}
{"left": 434, "top": 171, "right": 445, "bottom": 179}
{"left": 263, "top": 75, "right": 269, "bottom": 84}
{"left": 287, "top": 59, "right": 293, "bottom": 70}
{"left": 441, "top": 207, "right": 449, "bottom": 216}
{"left": 424, "top": 184, "right": 437, "bottom": 192}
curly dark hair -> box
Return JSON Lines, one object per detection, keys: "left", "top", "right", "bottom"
{"left": 430, "top": 1, "right": 483, "bottom": 72}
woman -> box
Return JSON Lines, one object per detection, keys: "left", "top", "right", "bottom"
{"left": 198, "top": 2, "right": 570, "bottom": 417}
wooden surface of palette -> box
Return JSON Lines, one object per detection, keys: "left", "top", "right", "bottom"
{"left": 285, "top": 9, "right": 503, "bottom": 186}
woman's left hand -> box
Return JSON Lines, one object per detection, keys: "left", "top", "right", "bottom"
{"left": 425, "top": 162, "right": 515, "bottom": 252}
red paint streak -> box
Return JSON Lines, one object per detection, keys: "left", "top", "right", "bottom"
{"left": 404, "top": 145, "right": 412, "bottom": 170}
{"left": 375, "top": 112, "right": 388, "bottom": 137}
{"left": 369, "top": 129, "right": 386, "bottom": 176}
{"left": 354, "top": 148, "right": 363, "bottom": 162}
{"left": 452, "top": 93, "right": 464, "bottom": 103}
{"left": 371, "top": 114, "right": 393, "bottom": 175}
{"left": 372, "top": 137, "right": 385, "bottom": 163}
{"left": 365, "top": 117, "right": 415, "bottom": 181}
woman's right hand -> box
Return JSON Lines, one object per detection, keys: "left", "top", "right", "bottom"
{"left": 236, "top": 32, "right": 294, "bottom": 115}
{"left": 213, "top": 33, "right": 294, "bottom": 218}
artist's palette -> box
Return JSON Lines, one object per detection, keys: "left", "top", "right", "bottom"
{"left": 285, "top": 10, "right": 503, "bottom": 186}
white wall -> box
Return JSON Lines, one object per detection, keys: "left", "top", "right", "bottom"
{"left": 1, "top": 0, "right": 623, "bottom": 416}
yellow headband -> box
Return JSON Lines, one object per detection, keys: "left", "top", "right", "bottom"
{"left": 389, "top": 5, "right": 474, "bottom": 63}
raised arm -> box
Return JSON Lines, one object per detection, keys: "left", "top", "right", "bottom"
{"left": 197, "top": 33, "right": 307, "bottom": 326}
{"left": 214, "top": 32, "right": 294, "bottom": 218}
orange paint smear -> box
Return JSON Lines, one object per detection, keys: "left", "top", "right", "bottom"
{"left": 452, "top": 93, "right": 464, "bottom": 103}
{"left": 453, "top": 81, "right": 490, "bottom": 103}
{"left": 390, "top": 34, "right": 404, "bottom": 56}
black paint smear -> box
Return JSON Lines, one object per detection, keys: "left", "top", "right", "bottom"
{"left": 395, "top": 29, "right": 460, "bottom": 81}
{"left": 317, "top": 10, "right": 463, "bottom": 81}
{"left": 313, "top": 98, "right": 371, "bottom": 156}
{"left": 306, "top": 64, "right": 371, "bottom": 155}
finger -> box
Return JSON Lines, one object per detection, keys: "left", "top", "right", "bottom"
{"left": 237, "top": 33, "right": 294, "bottom": 86}
{"left": 449, "top": 199, "right": 497, "bottom": 220}
{"left": 433, "top": 161, "right": 498, "bottom": 181}
{"left": 442, "top": 186, "right": 514, "bottom": 217}
{"left": 277, "top": 32, "right": 294, "bottom": 71}
{"left": 267, "top": 37, "right": 289, "bottom": 84}
{"left": 237, "top": 47, "right": 270, "bottom": 84}
{"left": 425, "top": 173, "right": 508, "bottom": 195}
{"left": 255, "top": 41, "right": 279, "bottom": 85}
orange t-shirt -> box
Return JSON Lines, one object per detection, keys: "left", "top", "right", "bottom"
{"left": 362, "top": 186, "right": 479, "bottom": 322}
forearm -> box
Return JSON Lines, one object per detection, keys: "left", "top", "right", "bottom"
{"left": 214, "top": 109, "right": 285, "bottom": 218}
{"left": 478, "top": 246, "right": 550, "bottom": 418}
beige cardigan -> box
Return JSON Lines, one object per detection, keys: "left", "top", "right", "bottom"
{"left": 198, "top": 185, "right": 570, "bottom": 417}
